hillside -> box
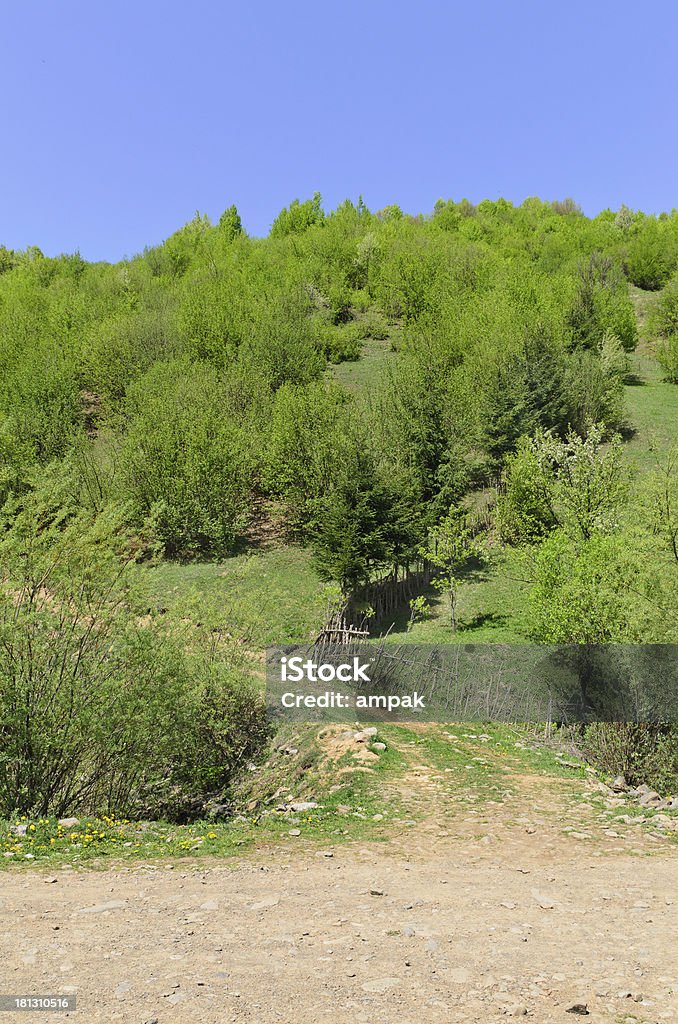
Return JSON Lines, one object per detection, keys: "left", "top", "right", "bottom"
{"left": 1, "top": 195, "right": 677, "bottom": 836}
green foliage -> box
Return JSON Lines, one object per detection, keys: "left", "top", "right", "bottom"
{"left": 218, "top": 204, "right": 243, "bottom": 242}
{"left": 565, "top": 347, "right": 627, "bottom": 435}
{"left": 648, "top": 447, "right": 678, "bottom": 562}
{"left": 3, "top": 193, "right": 677, "bottom": 829}
{"left": 656, "top": 335, "right": 678, "bottom": 384}
{"left": 309, "top": 442, "right": 423, "bottom": 595}
{"left": 624, "top": 218, "right": 676, "bottom": 290}
{"left": 0, "top": 272, "right": 83, "bottom": 461}
{"left": 0, "top": 491, "right": 268, "bottom": 819}
{"left": 309, "top": 445, "right": 391, "bottom": 595}
{"left": 482, "top": 361, "right": 534, "bottom": 471}
{"left": 650, "top": 273, "right": 678, "bottom": 337}
{"left": 121, "top": 360, "right": 253, "bottom": 557}
{"left": 263, "top": 380, "right": 348, "bottom": 531}
{"left": 0, "top": 421, "right": 34, "bottom": 509}
{"left": 426, "top": 506, "right": 482, "bottom": 629}
{"left": 650, "top": 277, "right": 678, "bottom": 382}
{"left": 315, "top": 320, "right": 363, "bottom": 363}
{"left": 407, "top": 594, "right": 430, "bottom": 629}
{"left": 567, "top": 253, "right": 637, "bottom": 350}
{"left": 270, "top": 193, "right": 324, "bottom": 238}
{"left": 496, "top": 436, "right": 557, "bottom": 544}
{"left": 614, "top": 204, "right": 635, "bottom": 232}
{"left": 82, "top": 309, "right": 181, "bottom": 404}
{"left": 0, "top": 246, "right": 15, "bottom": 274}
{"left": 497, "top": 425, "right": 629, "bottom": 544}
{"left": 353, "top": 231, "right": 381, "bottom": 293}
{"left": 529, "top": 531, "right": 640, "bottom": 643}
{"left": 361, "top": 307, "right": 389, "bottom": 339}
{"left": 162, "top": 212, "right": 212, "bottom": 276}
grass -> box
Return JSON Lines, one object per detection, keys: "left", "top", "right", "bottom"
{"left": 383, "top": 550, "right": 532, "bottom": 644}
{"left": 137, "top": 545, "right": 330, "bottom": 647}
{"left": 623, "top": 369, "right": 678, "bottom": 475}
{"left": 0, "top": 805, "right": 395, "bottom": 870}
{"left": 328, "top": 335, "right": 396, "bottom": 395}
{"left": 623, "top": 286, "right": 678, "bottom": 474}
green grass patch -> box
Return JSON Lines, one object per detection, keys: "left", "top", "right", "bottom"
{"left": 137, "top": 546, "right": 330, "bottom": 647}
{"left": 0, "top": 814, "right": 258, "bottom": 868}
{"left": 383, "top": 553, "right": 531, "bottom": 644}
{"left": 328, "top": 335, "right": 396, "bottom": 396}
{"left": 623, "top": 367, "right": 678, "bottom": 476}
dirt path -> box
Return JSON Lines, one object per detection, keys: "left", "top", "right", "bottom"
{"left": 2, "top": 738, "right": 677, "bottom": 1024}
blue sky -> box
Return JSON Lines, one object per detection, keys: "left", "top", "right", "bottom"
{"left": 1, "top": 0, "right": 677, "bottom": 261}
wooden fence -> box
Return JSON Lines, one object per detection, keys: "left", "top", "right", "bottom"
{"left": 315, "top": 560, "right": 433, "bottom": 643}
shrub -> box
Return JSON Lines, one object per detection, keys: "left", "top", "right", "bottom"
{"left": 624, "top": 220, "right": 676, "bottom": 290}
{"left": 496, "top": 437, "right": 557, "bottom": 543}
{"left": 529, "top": 531, "right": 639, "bottom": 643}
{"left": 0, "top": 338, "right": 82, "bottom": 462}
{"left": 498, "top": 427, "right": 630, "bottom": 547}
{"left": 263, "top": 381, "right": 348, "bottom": 531}
{"left": 656, "top": 334, "right": 678, "bottom": 383}
{"left": 565, "top": 350, "right": 626, "bottom": 434}
{"left": 0, "top": 498, "right": 268, "bottom": 819}
{"left": 82, "top": 310, "right": 181, "bottom": 404}
{"left": 567, "top": 253, "right": 637, "bottom": 350}
{"left": 650, "top": 274, "right": 678, "bottom": 338}
{"left": 0, "top": 420, "right": 35, "bottom": 509}
{"left": 582, "top": 724, "right": 678, "bottom": 794}
{"left": 121, "top": 360, "right": 252, "bottom": 557}
{"left": 362, "top": 307, "right": 389, "bottom": 339}
{"left": 315, "top": 321, "right": 363, "bottom": 363}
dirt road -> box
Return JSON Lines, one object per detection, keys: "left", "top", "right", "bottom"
{"left": 2, "top": 739, "right": 677, "bottom": 1023}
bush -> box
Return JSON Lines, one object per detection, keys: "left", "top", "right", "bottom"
{"left": 657, "top": 335, "right": 678, "bottom": 383}
{"left": 496, "top": 437, "right": 557, "bottom": 543}
{"left": 0, "top": 342, "right": 82, "bottom": 461}
{"left": 624, "top": 221, "right": 676, "bottom": 290}
{"left": 565, "top": 350, "right": 626, "bottom": 434}
{"left": 263, "top": 381, "right": 348, "bottom": 531}
{"left": 650, "top": 275, "right": 678, "bottom": 338}
{"left": 121, "top": 360, "right": 253, "bottom": 557}
{"left": 529, "top": 531, "right": 639, "bottom": 643}
{"left": 315, "top": 321, "right": 363, "bottom": 363}
{"left": 362, "top": 307, "right": 390, "bottom": 339}
{"left": 582, "top": 724, "right": 678, "bottom": 794}
{"left": 0, "top": 499, "right": 268, "bottom": 819}
{"left": 0, "top": 420, "right": 34, "bottom": 509}
{"left": 82, "top": 310, "right": 181, "bottom": 404}
{"left": 567, "top": 253, "right": 637, "bottom": 350}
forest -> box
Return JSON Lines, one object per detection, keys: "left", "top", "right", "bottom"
{"left": 1, "top": 194, "right": 677, "bottom": 823}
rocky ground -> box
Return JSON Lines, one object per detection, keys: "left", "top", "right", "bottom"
{"left": 1, "top": 729, "right": 677, "bottom": 1024}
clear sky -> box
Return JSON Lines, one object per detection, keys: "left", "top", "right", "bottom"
{"left": 1, "top": 0, "right": 677, "bottom": 261}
